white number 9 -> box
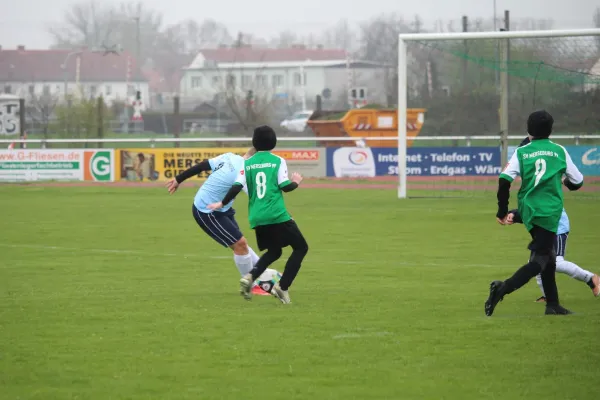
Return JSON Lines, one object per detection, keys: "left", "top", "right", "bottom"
{"left": 534, "top": 159, "right": 546, "bottom": 187}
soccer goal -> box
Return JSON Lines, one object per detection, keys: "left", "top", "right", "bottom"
{"left": 396, "top": 28, "right": 600, "bottom": 199}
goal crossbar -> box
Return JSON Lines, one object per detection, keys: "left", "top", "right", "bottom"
{"left": 396, "top": 28, "right": 600, "bottom": 199}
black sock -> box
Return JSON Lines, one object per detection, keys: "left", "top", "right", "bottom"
{"left": 278, "top": 245, "right": 308, "bottom": 291}
{"left": 586, "top": 277, "right": 595, "bottom": 289}
{"left": 503, "top": 261, "right": 542, "bottom": 295}
{"left": 250, "top": 248, "right": 282, "bottom": 281}
{"left": 540, "top": 262, "right": 559, "bottom": 306}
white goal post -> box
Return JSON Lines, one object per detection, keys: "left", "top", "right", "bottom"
{"left": 396, "top": 28, "right": 600, "bottom": 199}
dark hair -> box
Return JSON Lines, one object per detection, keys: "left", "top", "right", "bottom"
{"left": 527, "top": 110, "right": 553, "bottom": 139}
{"left": 252, "top": 125, "right": 277, "bottom": 151}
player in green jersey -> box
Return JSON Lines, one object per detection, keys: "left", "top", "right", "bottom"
{"left": 207, "top": 126, "right": 308, "bottom": 304}
{"left": 485, "top": 110, "right": 584, "bottom": 316}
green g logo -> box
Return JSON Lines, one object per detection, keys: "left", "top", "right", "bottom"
{"left": 86, "top": 151, "right": 112, "bottom": 181}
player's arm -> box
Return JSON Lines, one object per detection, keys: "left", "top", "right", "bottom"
{"left": 496, "top": 152, "right": 520, "bottom": 222}
{"left": 175, "top": 159, "right": 211, "bottom": 184}
{"left": 563, "top": 150, "right": 584, "bottom": 191}
{"left": 208, "top": 170, "right": 247, "bottom": 210}
{"left": 165, "top": 159, "right": 211, "bottom": 194}
{"left": 277, "top": 159, "right": 302, "bottom": 192}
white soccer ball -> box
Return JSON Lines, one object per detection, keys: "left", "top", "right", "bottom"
{"left": 254, "top": 268, "right": 282, "bottom": 293}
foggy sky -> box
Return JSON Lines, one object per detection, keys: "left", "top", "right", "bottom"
{"left": 0, "top": 0, "right": 596, "bottom": 49}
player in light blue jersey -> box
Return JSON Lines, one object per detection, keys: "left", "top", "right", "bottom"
{"left": 505, "top": 137, "right": 599, "bottom": 301}
{"left": 165, "top": 148, "right": 262, "bottom": 278}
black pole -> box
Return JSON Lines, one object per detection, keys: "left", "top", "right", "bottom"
{"left": 19, "top": 98, "right": 25, "bottom": 149}
{"left": 173, "top": 96, "right": 180, "bottom": 148}
{"left": 97, "top": 96, "right": 104, "bottom": 148}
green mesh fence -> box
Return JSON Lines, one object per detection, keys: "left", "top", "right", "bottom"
{"left": 405, "top": 36, "right": 600, "bottom": 136}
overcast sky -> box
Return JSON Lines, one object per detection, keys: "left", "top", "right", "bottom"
{"left": 0, "top": 0, "right": 596, "bottom": 49}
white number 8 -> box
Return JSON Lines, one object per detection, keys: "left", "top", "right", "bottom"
{"left": 534, "top": 159, "right": 546, "bottom": 187}
{"left": 256, "top": 171, "right": 267, "bottom": 199}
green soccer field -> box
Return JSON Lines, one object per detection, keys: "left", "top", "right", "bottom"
{"left": 1, "top": 185, "right": 599, "bottom": 399}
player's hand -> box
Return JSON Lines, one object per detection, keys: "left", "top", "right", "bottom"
{"left": 165, "top": 179, "right": 179, "bottom": 194}
{"left": 207, "top": 202, "right": 223, "bottom": 210}
{"left": 505, "top": 213, "right": 515, "bottom": 225}
{"left": 291, "top": 172, "right": 303, "bottom": 185}
{"left": 496, "top": 217, "right": 507, "bottom": 225}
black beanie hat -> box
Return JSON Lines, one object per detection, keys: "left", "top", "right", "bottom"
{"left": 252, "top": 125, "right": 277, "bottom": 151}
{"left": 527, "top": 110, "right": 553, "bottom": 139}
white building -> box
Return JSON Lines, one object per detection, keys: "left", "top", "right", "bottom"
{"left": 180, "top": 46, "right": 389, "bottom": 108}
{"left": 0, "top": 45, "right": 149, "bottom": 105}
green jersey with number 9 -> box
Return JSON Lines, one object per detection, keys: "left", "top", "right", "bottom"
{"left": 500, "top": 138, "right": 583, "bottom": 232}
{"left": 234, "top": 151, "right": 292, "bottom": 229}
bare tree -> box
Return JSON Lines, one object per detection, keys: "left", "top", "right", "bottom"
{"left": 162, "top": 19, "right": 233, "bottom": 53}
{"left": 271, "top": 30, "right": 299, "bottom": 48}
{"left": 49, "top": 0, "right": 169, "bottom": 63}
{"left": 27, "top": 91, "right": 60, "bottom": 139}
{"left": 320, "top": 19, "right": 357, "bottom": 51}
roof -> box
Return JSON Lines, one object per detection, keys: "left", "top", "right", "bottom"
{"left": 0, "top": 47, "right": 146, "bottom": 82}
{"left": 197, "top": 47, "right": 348, "bottom": 64}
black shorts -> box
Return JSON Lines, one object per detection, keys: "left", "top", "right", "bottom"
{"left": 527, "top": 225, "right": 557, "bottom": 255}
{"left": 255, "top": 219, "right": 307, "bottom": 251}
{"left": 555, "top": 233, "right": 568, "bottom": 258}
{"left": 192, "top": 204, "right": 243, "bottom": 248}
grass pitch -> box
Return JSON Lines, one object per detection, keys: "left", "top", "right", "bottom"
{"left": 1, "top": 185, "right": 599, "bottom": 400}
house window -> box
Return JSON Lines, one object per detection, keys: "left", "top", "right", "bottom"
{"left": 242, "top": 75, "right": 252, "bottom": 89}
{"left": 3, "top": 85, "right": 11, "bottom": 94}
{"left": 42, "top": 85, "right": 50, "bottom": 96}
{"left": 90, "top": 85, "right": 97, "bottom": 97}
{"left": 191, "top": 77, "right": 202, "bottom": 88}
{"left": 127, "top": 85, "right": 135, "bottom": 96}
{"left": 272, "top": 74, "right": 283, "bottom": 88}
{"left": 226, "top": 74, "right": 236, "bottom": 89}
{"left": 212, "top": 76, "right": 222, "bottom": 87}
{"left": 255, "top": 75, "right": 267, "bottom": 87}
{"left": 105, "top": 85, "right": 112, "bottom": 95}
{"left": 294, "top": 72, "right": 307, "bottom": 86}
{"left": 28, "top": 85, "right": 35, "bottom": 96}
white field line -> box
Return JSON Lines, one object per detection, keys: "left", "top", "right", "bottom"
{"left": 0, "top": 243, "right": 513, "bottom": 269}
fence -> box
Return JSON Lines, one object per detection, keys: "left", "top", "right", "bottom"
{"left": 1, "top": 136, "right": 599, "bottom": 198}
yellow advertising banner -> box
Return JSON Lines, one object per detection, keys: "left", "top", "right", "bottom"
{"left": 116, "top": 148, "right": 248, "bottom": 182}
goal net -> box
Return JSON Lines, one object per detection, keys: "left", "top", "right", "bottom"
{"left": 396, "top": 29, "right": 600, "bottom": 199}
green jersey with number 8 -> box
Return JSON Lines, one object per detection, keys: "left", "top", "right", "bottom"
{"left": 234, "top": 151, "right": 292, "bottom": 228}
{"left": 500, "top": 138, "right": 583, "bottom": 232}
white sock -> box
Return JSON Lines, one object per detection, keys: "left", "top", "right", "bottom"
{"left": 536, "top": 274, "right": 545, "bottom": 297}
{"left": 556, "top": 256, "right": 594, "bottom": 283}
{"left": 233, "top": 253, "right": 253, "bottom": 276}
{"left": 248, "top": 246, "right": 260, "bottom": 267}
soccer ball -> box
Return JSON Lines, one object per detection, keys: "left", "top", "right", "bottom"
{"left": 254, "top": 268, "right": 282, "bottom": 293}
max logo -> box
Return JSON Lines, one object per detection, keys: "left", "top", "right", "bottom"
{"left": 582, "top": 148, "right": 600, "bottom": 166}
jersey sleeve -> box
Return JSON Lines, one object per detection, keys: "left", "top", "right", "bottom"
{"left": 499, "top": 151, "right": 520, "bottom": 182}
{"left": 234, "top": 168, "right": 248, "bottom": 193}
{"left": 208, "top": 153, "right": 227, "bottom": 170}
{"left": 277, "top": 159, "right": 291, "bottom": 188}
{"left": 564, "top": 150, "right": 584, "bottom": 185}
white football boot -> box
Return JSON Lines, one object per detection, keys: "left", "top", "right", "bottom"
{"left": 271, "top": 283, "right": 291, "bottom": 304}
{"left": 239, "top": 274, "right": 253, "bottom": 300}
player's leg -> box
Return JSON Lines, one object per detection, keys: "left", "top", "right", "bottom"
{"left": 239, "top": 225, "right": 283, "bottom": 300}
{"left": 485, "top": 226, "right": 568, "bottom": 316}
{"left": 277, "top": 220, "right": 309, "bottom": 291}
{"left": 554, "top": 233, "right": 600, "bottom": 296}
{"left": 225, "top": 211, "right": 260, "bottom": 267}
{"left": 205, "top": 210, "right": 254, "bottom": 276}
{"left": 192, "top": 205, "right": 251, "bottom": 275}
